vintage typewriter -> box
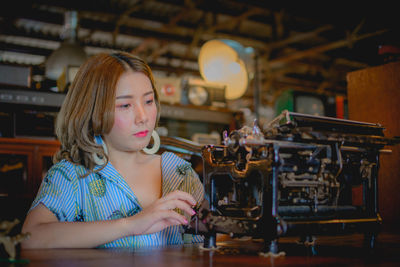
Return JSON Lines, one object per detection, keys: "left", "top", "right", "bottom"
{"left": 184, "top": 110, "right": 400, "bottom": 254}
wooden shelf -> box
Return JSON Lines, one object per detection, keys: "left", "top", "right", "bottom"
{"left": 160, "top": 102, "right": 237, "bottom": 124}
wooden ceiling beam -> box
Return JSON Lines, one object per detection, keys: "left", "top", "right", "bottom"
{"left": 165, "top": 0, "right": 197, "bottom": 27}
{"left": 269, "top": 25, "right": 334, "bottom": 50}
{"left": 267, "top": 28, "right": 389, "bottom": 68}
{"left": 207, "top": 7, "right": 266, "bottom": 33}
{"left": 112, "top": 2, "right": 144, "bottom": 46}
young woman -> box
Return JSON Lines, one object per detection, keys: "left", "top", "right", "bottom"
{"left": 22, "top": 52, "right": 204, "bottom": 249}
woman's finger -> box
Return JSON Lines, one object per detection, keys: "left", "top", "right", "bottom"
{"left": 158, "top": 209, "right": 188, "bottom": 225}
{"left": 160, "top": 199, "right": 196, "bottom": 217}
{"left": 160, "top": 190, "right": 197, "bottom": 206}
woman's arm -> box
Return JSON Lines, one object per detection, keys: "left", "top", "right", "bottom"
{"left": 22, "top": 190, "right": 197, "bottom": 249}
{"left": 22, "top": 204, "right": 128, "bottom": 248}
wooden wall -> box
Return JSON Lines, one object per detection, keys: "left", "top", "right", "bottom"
{"left": 347, "top": 61, "right": 400, "bottom": 229}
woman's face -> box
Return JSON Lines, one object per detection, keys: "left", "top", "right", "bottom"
{"left": 103, "top": 70, "right": 158, "bottom": 154}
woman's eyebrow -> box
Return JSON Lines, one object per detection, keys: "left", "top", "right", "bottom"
{"left": 116, "top": 95, "right": 133, "bottom": 99}
{"left": 116, "top": 90, "right": 153, "bottom": 99}
{"left": 143, "top": 91, "right": 154, "bottom": 97}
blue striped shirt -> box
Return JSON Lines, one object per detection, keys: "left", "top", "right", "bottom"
{"left": 29, "top": 152, "right": 204, "bottom": 248}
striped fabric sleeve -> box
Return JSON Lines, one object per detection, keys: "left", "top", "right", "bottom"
{"left": 29, "top": 163, "right": 78, "bottom": 222}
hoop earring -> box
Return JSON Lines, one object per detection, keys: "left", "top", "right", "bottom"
{"left": 93, "top": 141, "right": 108, "bottom": 165}
{"left": 143, "top": 130, "right": 160, "bottom": 155}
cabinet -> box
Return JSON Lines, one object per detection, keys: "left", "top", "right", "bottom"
{"left": 0, "top": 137, "right": 60, "bottom": 220}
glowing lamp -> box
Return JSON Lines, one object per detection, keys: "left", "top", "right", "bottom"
{"left": 198, "top": 39, "right": 254, "bottom": 100}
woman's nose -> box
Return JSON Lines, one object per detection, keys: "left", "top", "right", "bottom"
{"left": 135, "top": 104, "right": 148, "bottom": 124}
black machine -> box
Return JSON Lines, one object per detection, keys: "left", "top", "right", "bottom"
{"left": 184, "top": 110, "right": 400, "bottom": 253}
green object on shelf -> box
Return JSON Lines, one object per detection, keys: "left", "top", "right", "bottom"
{"left": 275, "top": 89, "right": 294, "bottom": 115}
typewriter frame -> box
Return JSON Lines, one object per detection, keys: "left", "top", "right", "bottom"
{"left": 185, "top": 111, "right": 399, "bottom": 253}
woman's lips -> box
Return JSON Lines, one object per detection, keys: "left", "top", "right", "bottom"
{"left": 134, "top": 130, "right": 149, "bottom": 137}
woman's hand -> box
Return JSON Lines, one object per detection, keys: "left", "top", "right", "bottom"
{"left": 125, "top": 190, "right": 197, "bottom": 236}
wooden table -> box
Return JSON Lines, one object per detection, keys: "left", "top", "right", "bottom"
{"left": 5, "top": 232, "right": 400, "bottom": 266}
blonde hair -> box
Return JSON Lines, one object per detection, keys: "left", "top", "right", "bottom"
{"left": 54, "top": 52, "right": 160, "bottom": 172}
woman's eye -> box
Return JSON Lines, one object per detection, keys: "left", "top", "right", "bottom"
{"left": 118, "top": 104, "right": 131, "bottom": 109}
{"left": 146, "top": 99, "right": 154, "bottom": 105}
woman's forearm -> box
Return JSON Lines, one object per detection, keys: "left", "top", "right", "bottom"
{"left": 22, "top": 218, "right": 130, "bottom": 249}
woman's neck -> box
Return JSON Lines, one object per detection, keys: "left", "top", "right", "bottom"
{"left": 108, "top": 149, "right": 152, "bottom": 169}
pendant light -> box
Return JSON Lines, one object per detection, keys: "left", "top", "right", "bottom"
{"left": 45, "top": 10, "right": 87, "bottom": 81}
